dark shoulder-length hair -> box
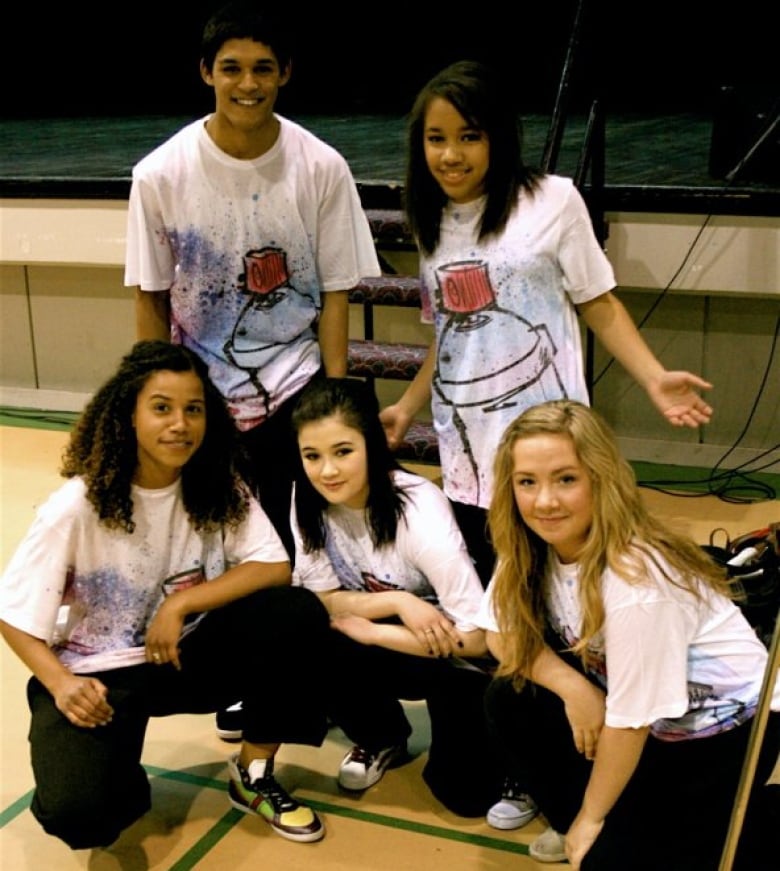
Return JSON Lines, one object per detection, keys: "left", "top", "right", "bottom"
{"left": 291, "top": 377, "right": 407, "bottom": 552}
{"left": 405, "top": 59, "right": 541, "bottom": 256}
{"left": 61, "top": 340, "right": 249, "bottom": 533}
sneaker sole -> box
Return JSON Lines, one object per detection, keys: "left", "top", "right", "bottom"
{"left": 216, "top": 728, "right": 243, "bottom": 742}
{"left": 229, "top": 796, "right": 324, "bottom": 843}
{"left": 528, "top": 833, "right": 567, "bottom": 863}
{"left": 486, "top": 809, "right": 538, "bottom": 830}
{"left": 528, "top": 846, "right": 567, "bottom": 863}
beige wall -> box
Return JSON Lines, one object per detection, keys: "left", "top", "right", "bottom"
{"left": 1, "top": 199, "right": 778, "bottom": 469}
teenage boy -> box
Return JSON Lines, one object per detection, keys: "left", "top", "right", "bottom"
{"left": 125, "top": 1, "right": 380, "bottom": 565}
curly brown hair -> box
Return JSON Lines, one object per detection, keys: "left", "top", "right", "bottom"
{"left": 61, "top": 340, "right": 250, "bottom": 533}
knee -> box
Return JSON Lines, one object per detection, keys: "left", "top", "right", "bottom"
{"left": 422, "top": 765, "right": 491, "bottom": 817}
{"left": 31, "top": 776, "right": 150, "bottom": 850}
{"left": 293, "top": 586, "right": 331, "bottom": 626}
{"left": 484, "top": 675, "right": 515, "bottom": 715}
{"left": 267, "top": 585, "right": 330, "bottom": 630}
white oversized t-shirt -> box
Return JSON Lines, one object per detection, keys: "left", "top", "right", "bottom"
{"left": 418, "top": 175, "right": 615, "bottom": 508}
{"left": 477, "top": 547, "right": 780, "bottom": 740}
{"left": 125, "top": 115, "right": 380, "bottom": 430}
{"left": 291, "top": 470, "right": 484, "bottom": 631}
{"left": 0, "top": 477, "right": 288, "bottom": 674}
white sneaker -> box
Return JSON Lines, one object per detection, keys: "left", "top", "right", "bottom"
{"left": 215, "top": 700, "right": 243, "bottom": 742}
{"left": 486, "top": 779, "right": 538, "bottom": 830}
{"left": 529, "top": 827, "right": 567, "bottom": 863}
{"left": 337, "top": 743, "right": 407, "bottom": 791}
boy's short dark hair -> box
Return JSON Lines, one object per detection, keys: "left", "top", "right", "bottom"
{"left": 201, "top": 2, "right": 292, "bottom": 72}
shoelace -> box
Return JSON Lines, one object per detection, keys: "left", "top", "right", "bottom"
{"left": 501, "top": 779, "right": 525, "bottom": 801}
{"left": 346, "top": 746, "right": 375, "bottom": 766}
{"left": 251, "top": 776, "right": 297, "bottom": 812}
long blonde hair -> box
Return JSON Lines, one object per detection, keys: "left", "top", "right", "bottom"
{"left": 488, "top": 400, "right": 733, "bottom": 688}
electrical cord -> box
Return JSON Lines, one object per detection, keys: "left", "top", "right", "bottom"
{"left": 593, "top": 110, "right": 780, "bottom": 504}
{"left": 636, "top": 313, "right": 778, "bottom": 503}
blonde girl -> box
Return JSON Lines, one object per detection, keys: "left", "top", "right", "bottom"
{"left": 478, "top": 399, "right": 779, "bottom": 869}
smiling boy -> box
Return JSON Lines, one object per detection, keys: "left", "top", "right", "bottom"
{"left": 125, "top": 1, "right": 380, "bottom": 566}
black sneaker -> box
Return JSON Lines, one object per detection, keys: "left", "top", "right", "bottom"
{"left": 228, "top": 753, "right": 324, "bottom": 843}
{"left": 216, "top": 701, "right": 243, "bottom": 742}
{"left": 337, "top": 743, "right": 408, "bottom": 791}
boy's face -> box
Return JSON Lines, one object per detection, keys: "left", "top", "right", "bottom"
{"left": 201, "top": 38, "right": 290, "bottom": 136}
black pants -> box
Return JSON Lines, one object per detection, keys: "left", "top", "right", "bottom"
{"left": 325, "top": 631, "right": 502, "bottom": 816}
{"left": 449, "top": 500, "right": 494, "bottom": 589}
{"left": 239, "top": 376, "right": 322, "bottom": 564}
{"left": 26, "top": 586, "right": 330, "bottom": 850}
{"left": 485, "top": 671, "right": 780, "bottom": 871}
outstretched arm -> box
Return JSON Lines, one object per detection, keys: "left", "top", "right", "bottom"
{"left": 578, "top": 292, "right": 713, "bottom": 427}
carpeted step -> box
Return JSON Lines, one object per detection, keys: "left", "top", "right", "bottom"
{"left": 347, "top": 339, "right": 427, "bottom": 381}
{"left": 395, "top": 420, "right": 440, "bottom": 465}
{"left": 365, "top": 208, "right": 414, "bottom": 248}
{"left": 349, "top": 274, "right": 421, "bottom": 307}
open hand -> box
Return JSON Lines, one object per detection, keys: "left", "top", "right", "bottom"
{"left": 647, "top": 371, "right": 713, "bottom": 427}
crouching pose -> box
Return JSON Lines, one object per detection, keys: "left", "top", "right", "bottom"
{"left": 0, "top": 341, "right": 331, "bottom": 849}
{"left": 478, "top": 399, "right": 779, "bottom": 869}
{"left": 291, "top": 377, "right": 503, "bottom": 816}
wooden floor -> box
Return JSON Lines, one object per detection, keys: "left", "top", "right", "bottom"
{"left": 1, "top": 424, "right": 778, "bottom": 870}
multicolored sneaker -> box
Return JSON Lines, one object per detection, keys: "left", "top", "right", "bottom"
{"left": 337, "top": 743, "right": 408, "bottom": 791}
{"left": 228, "top": 754, "right": 324, "bottom": 843}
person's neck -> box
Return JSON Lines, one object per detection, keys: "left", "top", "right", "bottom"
{"left": 205, "top": 114, "right": 281, "bottom": 160}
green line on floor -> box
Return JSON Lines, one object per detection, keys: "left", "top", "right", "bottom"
{"left": 143, "top": 766, "right": 530, "bottom": 856}
{"left": 0, "top": 790, "right": 32, "bottom": 828}
{"left": 167, "top": 809, "right": 242, "bottom": 871}
{"left": 0, "top": 407, "right": 78, "bottom": 431}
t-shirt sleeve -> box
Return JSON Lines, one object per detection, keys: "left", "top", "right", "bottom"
{"left": 603, "top": 578, "right": 695, "bottom": 728}
{"left": 398, "top": 480, "right": 484, "bottom": 630}
{"left": 289, "top": 498, "right": 341, "bottom": 592}
{"left": 124, "top": 170, "right": 176, "bottom": 291}
{"left": 0, "top": 489, "right": 77, "bottom": 643}
{"left": 474, "top": 578, "right": 500, "bottom": 632}
{"left": 224, "top": 495, "right": 290, "bottom": 566}
{"left": 557, "top": 181, "right": 616, "bottom": 304}
{"left": 315, "top": 160, "right": 381, "bottom": 291}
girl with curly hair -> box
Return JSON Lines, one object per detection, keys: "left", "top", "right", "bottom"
{"left": 477, "top": 399, "right": 779, "bottom": 869}
{"left": 0, "top": 340, "right": 331, "bottom": 849}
